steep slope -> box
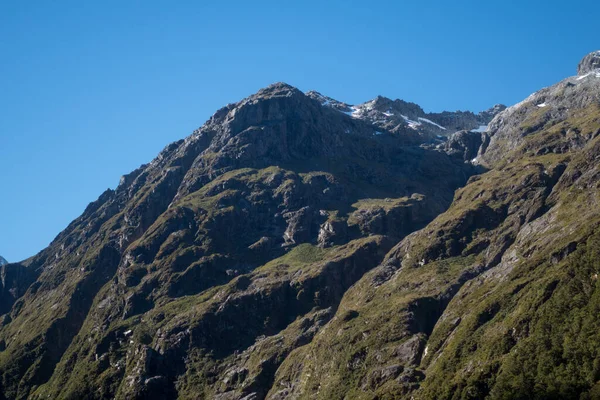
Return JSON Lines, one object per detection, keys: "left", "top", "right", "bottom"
{"left": 267, "top": 52, "right": 600, "bottom": 399}
{"left": 0, "top": 257, "right": 7, "bottom": 267}
{"left": 0, "top": 84, "right": 477, "bottom": 400}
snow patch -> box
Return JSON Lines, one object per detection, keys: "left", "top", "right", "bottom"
{"left": 362, "top": 100, "right": 376, "bottom": 111}
{"left": 418, "top": 117, "right": 446, "bottom": 130}
{"left": 576, "top": 70, "right": 600, "bottom": 80}
{"left": 536, "top": 103, "right": 547, "bottom": 108}
{"left": 374, "top": 131, "right": 383, "bottom": 135}
{"left": 401, "top": 115, "right": 422, "bottom": 130}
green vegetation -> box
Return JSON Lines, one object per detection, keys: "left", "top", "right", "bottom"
{"left": 256, "top": 243, "right": 330, "bottom": 274}
{"left": 419, "top": 229, "right": 600, "bottom": 399}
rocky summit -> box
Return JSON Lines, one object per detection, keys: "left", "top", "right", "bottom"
{"left": 305, "top": 90, "right": 505, "bottom": 143}
{"left": 1, "top": 51, "right": 600, "bottom": 400}
{"left": 0, "top": 257, "right": 7, "bottom": 267}
{"left": 578, "top": 50, "right": 600, "bottom": 76}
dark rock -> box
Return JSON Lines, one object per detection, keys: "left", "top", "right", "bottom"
{"left": 282, "top": 206, "right": 315, "bottom": 245}
{"left": 366, "top": 364, "right": 404, "bottom": 389}
{"left": 349, "top": 195, "right": 442, "bottom": 239}
{"left": 443, "top": 130, "right": 484, "bottom": 161}
{"left": 0, "top": 262, "right": 40, "bottom": 315}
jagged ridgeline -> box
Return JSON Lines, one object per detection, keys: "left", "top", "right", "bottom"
{"left": 0, "top": 51, "right": 599, "bottom": 400}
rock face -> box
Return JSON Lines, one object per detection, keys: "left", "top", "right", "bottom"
{"left": 0, "top": 256, "right": 7, "bottom": 266}
{"left": 443, "top": 130, "right": 484, "bottom": 161}
{"left": 3, "top": 52, "right": 600, "bottom": 400}
{"left": 0, "top": 261, "right": 39, "bottom": 315}
{"left": 577, "top": 50, "right": 600, "bottom": 75}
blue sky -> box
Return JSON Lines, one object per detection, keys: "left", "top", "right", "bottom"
{"left": 1, "top": 0, "right": 599, "bottom": 262}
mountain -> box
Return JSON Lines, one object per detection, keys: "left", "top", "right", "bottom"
{"left": 0, "top": 257, "right": 7, "bottom": 267}
{"left": 0, "top": 83, "right": 479, "bottom": 400}
{"left": 1, "top": 51, "right": 599, "bottom": 400}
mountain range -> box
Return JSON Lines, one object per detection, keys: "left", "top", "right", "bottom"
{"left": 1, "top": 51, "right": 600, "bottom": 400}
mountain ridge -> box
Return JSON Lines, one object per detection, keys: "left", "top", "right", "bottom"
{"left": 305, "top": 89, "right": 506, "bottom": 141}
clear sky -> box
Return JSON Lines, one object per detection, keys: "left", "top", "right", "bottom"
{"left": 1, "top": 0, "right": 599, "bottom": 262}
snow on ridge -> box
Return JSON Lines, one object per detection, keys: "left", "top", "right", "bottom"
{"left": 577, "top": 70, "right": 600, "bottom": 80}
{"left": 577, "top": 73, "right": 590, "bottom": 81}
{"left": 536, "top": 103, "right": 547, "bottom": 108}
{"left": 361, "top": 100, "right": 376, "bottom": 111}
{"left": 418, "top": 117, "right": 446, "bottom": 130}
{"left": 576, "top": 69, "right": 600, "bottom": 80}
{"left": 401, "top": 115, "right": 421, "bottom": 130}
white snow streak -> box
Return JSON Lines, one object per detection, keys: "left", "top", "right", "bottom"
{"left": 418, "top": 117, "right": 446, "bottom": 130}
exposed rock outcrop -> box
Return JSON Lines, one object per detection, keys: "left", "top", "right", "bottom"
{"left": 578, "top": 50, "right": 600, "bottom": 75}
{"left": 443, "top": 130, "right": 484, "bottom": 161}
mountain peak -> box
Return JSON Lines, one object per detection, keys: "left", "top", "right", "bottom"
{"left": 255, "top": 82, "right": 303, "bottom": 98}
{"left": 0, "top": 256, "right": 7, "bottom": 266}
{"left": 577, "top": 50, "right": 600, "bottom": 75}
